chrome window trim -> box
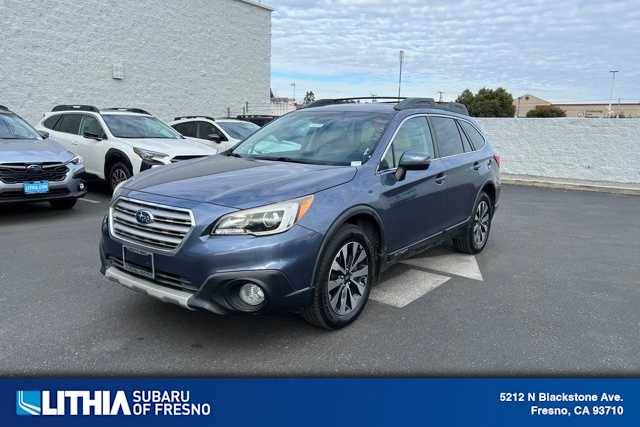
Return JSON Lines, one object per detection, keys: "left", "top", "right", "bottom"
{"left": 376, "top": 113, "right": 487, "bottom": 175}
{"left": 108, "top": 196, "right": 196, "bottom": 255}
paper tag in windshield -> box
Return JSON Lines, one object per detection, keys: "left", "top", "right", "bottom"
{"left": 350, "top": 161, "right": 362, "bottom": 166}
{"left": 309, "top": 123, "right": 324, "bottom": 128}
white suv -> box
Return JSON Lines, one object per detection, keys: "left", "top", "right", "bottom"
{"left": 37, "top": 106, "right": 217, "bottom": 191}
{"left": 169, "top": 116, "right": 260, "bottom": 152}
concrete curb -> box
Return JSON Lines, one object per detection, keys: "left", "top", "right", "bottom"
{"left": 501, "top": 175, "right": 640, "bottom": 196}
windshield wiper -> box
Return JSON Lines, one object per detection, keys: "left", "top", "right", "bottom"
{"left": 250, "top": 156, "right": 344, "bottom": 166}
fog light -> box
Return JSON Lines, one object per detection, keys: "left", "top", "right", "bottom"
{"left": 79, "top": 182, "right": 86, "bottom": 191}
{"left": 239, "top": 283, "right": 265, "bottom": 306}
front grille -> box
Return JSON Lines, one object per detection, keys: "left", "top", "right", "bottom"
{"left": 108, "top": 256, "right": 196, "bottom": 292}
{"left": 171, "top": 155, "right": 206, "bottom": 163}
{"left": 110, "top": 197, "right": 194, "bottom": 252}
{"left": 0, "top": 162, "right": 68, "bottom": 184}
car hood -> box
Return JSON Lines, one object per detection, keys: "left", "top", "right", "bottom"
{"left": 129, "top": 137, "right": 217, "bottom": 157}
{"left": 124, "top": 155, "right": 357, "bottom": 209}
{"left": 0, "top": 139, "right": 74, "bottom": 164}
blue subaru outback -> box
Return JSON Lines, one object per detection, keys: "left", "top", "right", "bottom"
{"left": 99, "top": 98, "right": 500, "bottom": 329}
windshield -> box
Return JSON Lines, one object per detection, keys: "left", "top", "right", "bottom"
{"left": 217, "top": 121, "right": 260, "bottom": 140}
{"left": 0, "top": 113, "right": 40, "bottom": 140}
{"left": 231, "top": 110, "right": 392, "bottom": 165}
{"left": 102, "top": 114, "right": 182, "bottom": 139}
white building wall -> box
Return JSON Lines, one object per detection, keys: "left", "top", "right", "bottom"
{"left": 1, "top": 0, "right": 271, "bottom": 123}
{"left": 476, "top": 118, "right": 640, "bottom": 184}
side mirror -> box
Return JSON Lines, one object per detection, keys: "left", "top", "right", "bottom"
{"left": 38, "top": 130, "right": 49, "bottom": 139}
{"left": 207, "top": 133, "right": 222, "bottom": 143}
{"left": 395, "top": 151, "right": 431, "bottom": 181}
{"left": 83, "top": 130, "right": 103, "bottom": 141}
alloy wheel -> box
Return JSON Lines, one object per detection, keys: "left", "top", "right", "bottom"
{"left": 472, "top": 200, "right": 490, "bottom": 248}
{"left": 327, "top": 241, "right": 369, "bottom": 315}
{"left": 111, "top": 168, "right": 128, "bottom": 189}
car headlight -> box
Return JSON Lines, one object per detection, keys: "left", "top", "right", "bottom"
{"left": 65, "top": 155, "right": 83, "bottom": 165}
{"left": 212, "top": 195, "right": 314, "bottom": 236}
{"left": 133, "top": 147, "right": 169, "bottom": 162}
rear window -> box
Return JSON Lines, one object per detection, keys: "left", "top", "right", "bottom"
{"left": 172, "top": 121, "right": 197, "bottom": 138}
{"left": 54, "top": 114, "right": 82, "bottom": 134}
{"left": 430, "top": 116, "right": 464, "bottom": 157}
{"left": 43, "top": 115, "right": 61, "bottom": 130}
{"left": 459, "top": 120, "right": 486, "bottom": 150}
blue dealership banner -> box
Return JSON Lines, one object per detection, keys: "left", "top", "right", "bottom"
{"left": 0, "top": 378, "right": 636, "bottom": 426}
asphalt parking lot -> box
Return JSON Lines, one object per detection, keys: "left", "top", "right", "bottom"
{"left": 1, "top": 185, "right": 639, "bottom": 376}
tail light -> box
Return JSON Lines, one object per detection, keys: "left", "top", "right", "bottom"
{"left": 492, "top": 153, "right": 501, "bottom": 168}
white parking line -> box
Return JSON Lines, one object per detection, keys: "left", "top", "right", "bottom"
{"left": 79, "top": 197, "right": 104, "bottom": 204}
{"left": 370, "top": 266, "right": 450, "bottom": 308}
{"left": 401, "top": 248, "right": 484, "bottom": 281}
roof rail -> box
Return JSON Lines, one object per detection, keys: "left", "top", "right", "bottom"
{"left": 394, "top": 98, "right": 469, "bottom": 116}
{"left": 304, "top": 97, "right": 405, "bottom": 108}
{"left": 103, "top": 107, "right": 152, "bottom": 115}
{"left": 52, "top": 104, "right": 99, "bottom": 113}
{"left": 174, "top": 115, "right": 216, "bottom": 121}
{"left": 0, "top": 105, "right": 9, "bottom": 111}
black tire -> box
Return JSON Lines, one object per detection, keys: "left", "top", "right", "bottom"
{"left": 108, "top": 161, "right": 132, "bottom": 193}
{"left": 302, "top": 224, "right": 376, "bottom": 330}
{"left": 453, "top": 192, "right": 493, "bottom": 254}
{"left": 50, "top": 198, "right": 77, "bottom": 210}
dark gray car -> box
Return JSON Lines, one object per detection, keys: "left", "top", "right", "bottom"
{"left": 0, "top": 106, "right": 86, "bottom": 208}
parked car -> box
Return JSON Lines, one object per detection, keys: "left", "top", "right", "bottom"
{"left": 100, "top": 98, "right": 500, "bottom": 329}
{"left": 170, "top": 116, "right": 260, "bottom": 151}
{"left": 37, "top": 106, "right": 217, "bottom": 192}
{"left": 0, "top": 105, "right": 86, "bottom": 208}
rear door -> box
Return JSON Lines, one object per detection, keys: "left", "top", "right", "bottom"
{"left": 50, "top": 113, "right": 83, "bottom": 152}
{"left": 429, "top": 115, "right": 477, "bottom": 228}
{"left": 377, "top": 115, "right": 447, "bottom": 251}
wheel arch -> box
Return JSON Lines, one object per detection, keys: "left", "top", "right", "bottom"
{"left": 104, "top": 148, "right": 133, "bottom": 180}
{"left": 310, "top": 205, "right": 385, "bottom": 289}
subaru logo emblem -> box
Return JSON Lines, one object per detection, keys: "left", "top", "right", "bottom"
{"left": 135, "top": 209, "right": 154, "bottom": 225}
{"left": 26, "top": 164, "right": 42, "bottom": 173}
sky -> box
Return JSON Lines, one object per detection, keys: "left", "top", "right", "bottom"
{"left": 268, "top": 0, "right": 640, "bottom": 102}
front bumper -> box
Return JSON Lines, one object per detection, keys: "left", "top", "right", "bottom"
{"left": 0, "top": 165, "right": 87, "bottom": 204}
{"left": 99, "top": 197, "right": 323, "bottom": 315}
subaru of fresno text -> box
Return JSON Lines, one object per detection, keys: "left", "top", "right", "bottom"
{"left": 100, "top": 97, "right": 500, "bottom": 329}
{"left": 37, "top": 106, "right": 217, "bottom": 192}
{"left": 170, "top": 116, "right": 260, "bottom": 152}
{"left": 0, "top": 105, "right": 86, "bottom": 208}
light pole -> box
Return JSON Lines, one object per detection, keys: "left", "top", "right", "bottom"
{"left": 291, "top": 82, "right": 296, "bottom": 102}
{"left": 437, "top": 91, "right": 444, "bottom": 102}
{"left": 397, "top": 50, "right": 404, "bottom": 99}
{"left": 608, "top": 70, "right": 618, "bottom": 117}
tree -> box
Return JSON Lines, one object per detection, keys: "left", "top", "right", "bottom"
{"left": 455, "top": 87, "right": 516, "bottom": 117}
{"left": 526, "top": 105, "right": 566, "bottom": 118}
{"left": 303, "top": 91, "right": 316, "bottom": 105}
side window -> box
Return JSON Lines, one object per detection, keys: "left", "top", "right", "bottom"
{"left": 380, "top": 116, "right": 434, "bottom": 170}
{"left": 172, "top": 121, "right": 196, "bottom": 137}
{"left": 457, "top": 121, "right": 474, "bottom": 152}
{"left": 459, "top": 120, "right": 486, "bottom": 150}
{"left": 198, "top": 122, "right": 227, "bottom": 141}
{"left": 430, "top": 116, "right": 464, "bottom": 157}
{"left": 54, "top": 114, "right": 82, "bottom": 135}
{"left": 80, "top": 115, "right": 106, "bottom": 138}
{"left": 43, "top": 115, "right": 61, "bottom": 130}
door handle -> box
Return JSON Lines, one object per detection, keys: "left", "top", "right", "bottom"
{"left": 473, "top": 161, "right": 481, "bottom": 171}
{"left": 435, "top": 173, "right": 446, "bottom": 184}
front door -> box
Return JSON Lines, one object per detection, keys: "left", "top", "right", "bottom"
{"left": 377, "top": 116, "right": 447, "bottom": 252}
{"left": 77, "top": 114, "right": 108, "bottom": 176}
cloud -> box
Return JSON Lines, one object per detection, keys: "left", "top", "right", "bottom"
{"left": 269, "top": 0, "right": 640, "bottom": 101}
